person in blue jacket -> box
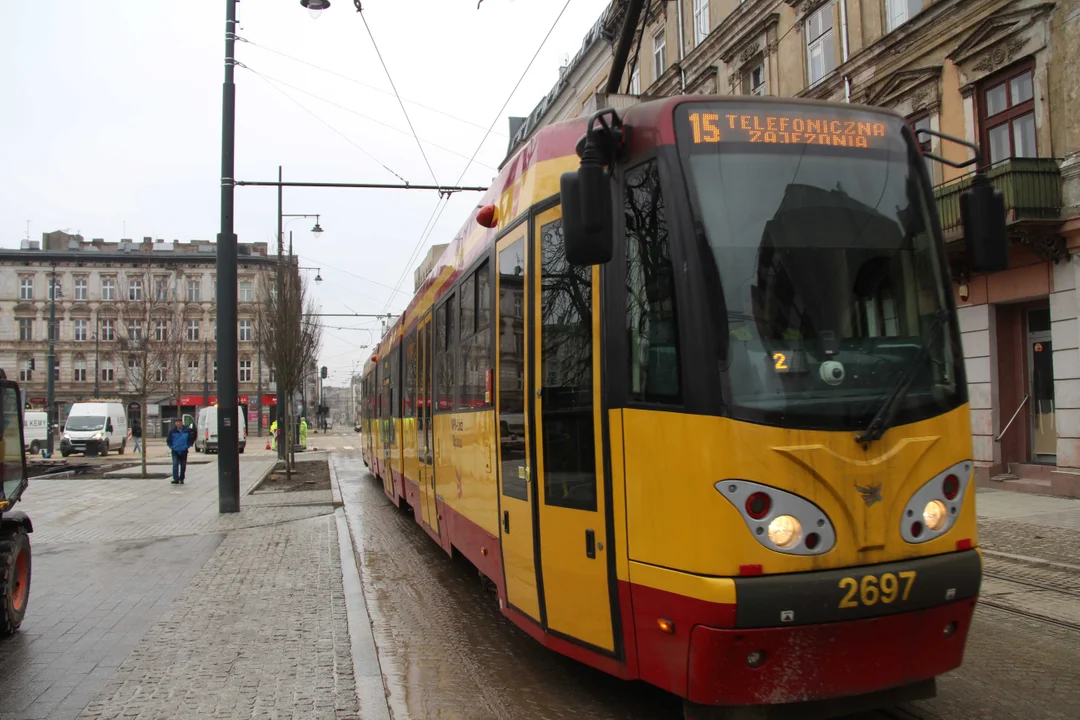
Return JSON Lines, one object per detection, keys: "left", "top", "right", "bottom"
{"left": 167, "top": 417, "right": 193, "bottom": 485}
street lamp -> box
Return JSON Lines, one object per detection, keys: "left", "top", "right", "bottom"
{"left": 218, "top": 1, "right": 326, "bottom": 513}
{"left": 301, "top": 0, "right": 330, "bottom": 19}
{"left": 300, "top": 267, "right": 323, "bottom": 285}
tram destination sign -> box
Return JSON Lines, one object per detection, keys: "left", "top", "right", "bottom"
{"left": 679, "top": 102, "right": 894, "bottom": 150}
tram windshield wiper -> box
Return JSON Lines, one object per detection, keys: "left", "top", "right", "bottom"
{"left": 855, "top": 309, "right": 949, "bottom": 446}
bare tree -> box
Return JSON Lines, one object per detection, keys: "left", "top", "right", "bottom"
{"left": 117, "top": 263, "right": 184, "bottom": 477}
{"left": 257, "top": 267, "right": 322, "bottom": 479}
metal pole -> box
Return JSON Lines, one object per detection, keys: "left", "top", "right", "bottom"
{"left": 46, "top": 264, "right": 57, "bottom": 457}
{"left": 203, "top": 337, "right": 209, "bottom": 406}
{"left": 276, "top": 165, "right": 285, "bottom": 459}
{"left": 94, "top": 325, "right": 100, "bottom": 398}
{"left": 257, "top": 338, "right": 262, "bottom": 437}
{"left": 216, "top": 0, "right": 240, "bottom": 513}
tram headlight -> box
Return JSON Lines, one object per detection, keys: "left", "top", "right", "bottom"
{"left": 923, "top": 500, "right": 947, "bottom": 531}
{"left": 767, "top": 515, "right": 802, "bottom": 549}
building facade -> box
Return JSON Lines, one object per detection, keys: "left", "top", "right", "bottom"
{"left": 509, "top": 0, "right": 1080, "bottom": 491}
{"left": 1, "top": 232, "right": 281, "bottom": 436}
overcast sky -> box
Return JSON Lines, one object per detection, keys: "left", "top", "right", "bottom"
{"left": 0, "top": 0, "right": 610, "bottom": 385}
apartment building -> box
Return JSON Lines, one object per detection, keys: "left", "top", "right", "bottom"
{"left": 1, "top": 231, "right": 281, "bottom": 436}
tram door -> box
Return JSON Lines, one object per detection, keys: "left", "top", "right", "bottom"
{"left": 496, "top": 226, "right": 540, "bottom": 622}
{"left": 531, "top": 204, "right": 615, "bottom": 652}
{"left": 416, "top": 313, "right": 439, "bottom": 534}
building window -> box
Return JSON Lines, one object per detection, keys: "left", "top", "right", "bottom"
{"left": 74, "top": 319, "right": 88, "bottom": 342}
{"left": 101, "top": 278, "right": 116, "bottom": 301}
{"left": 187, "top": 279, "right": 201, "bottom": 303}
{"left": 128, "top": 278, "right": 143, "bottom": 301}
{"left": 187, "top": 319, "right": 200, "bottom": 342}
{"left": 18, "top": 318, "right": 33, "bottom": 342}
{"left": 101, "top": 360, "right": 114, "bottom": 383}
{"left": 806, "top": 4, "right": 836, "bottom": 88}
{"left": 155, "top": 320, "right": 168, "bottom": 342}
{"left": 239, "top": 319, "right": 253, "bottom": 342}
{"left": 629, "top": 65, "right": 641, "bottom": 95}
{"left": 743, "top": 61, "right": 766, "bottom": 96}
{"left": 128, "top": 320, "right": 143, "bottom": 342}
{"left": 53, "top": 359, "right": 60, "bottom": 381}
{"left": 693, "top": 0, "right": 709, "bottom": 46}
{"left": 48, "top": 279, "right": 62, "bottom": 301}
{"left": 19, "top": 359, "right": 32, "bottom": 383}
{"left": 74, "top": 278, "right": 88, "bottom": 301}
{"left": 188, "top": 359, "right": 200, "bottom": 382}
{"left": 100, "top": 319, "right": 116, "bottom": 341}
{"left": 154, "top": 278, "right": 170, "bottom": 301}
{"left": 239, "top": 360, "right": 253, "bottom": 382}
{"left": 47, "top": 320, "right": 60, "bottom": 342}
{"left": 653, "top": 27, "right": 666, "bottom": 79}
{"left": 979, "top": 62, "right": 1037, "bottom": 165}
{"left": 239, "top": 281, "right": 254, "bottom": 302}
{"left": 886, "top": 0, "right": 923, "bottom": 33}
{"left": 74, "top": 358, "right": 87, "bottom": 382}
{"left": 214, "top": 361, "right": 218, "bottom": 382}
{"left": 907, "top": 111, "right": 934, "bottom": 182}
{"left": 19, "top": 278, "right": 33, "bottom": 300}
{"left": 156, "top": 363, "right": 168, "bottom": 383}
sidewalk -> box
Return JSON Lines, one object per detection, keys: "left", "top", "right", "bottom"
{"left": 0, "top": 452, "right": 386, "bottom": 720}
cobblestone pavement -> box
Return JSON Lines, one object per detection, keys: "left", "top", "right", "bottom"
{"left": 0, "top": 452, "right": 375, "bottom": 720}
{"left": 76, "top": 516, "right": 360, "bottom": 720}
{"left": 327, "top": 437, "right": 1080, "bottom": 720}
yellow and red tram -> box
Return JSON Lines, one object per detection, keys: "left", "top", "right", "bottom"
{"left": 360, "top": 95, "right": 1006, "bottom": 717}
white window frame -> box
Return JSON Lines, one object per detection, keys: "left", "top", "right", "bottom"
{"left": 48, "top": 279, "right": 62, "bottom": 301}
{"left": 156, "top": 363, "right": 168, "bottom": 383}
{"left": 744, "top": 61, "right": 766, "bottom": 96}
{"left": 629, "top": 64, "right": 641, "bottom": 95}
{"left": 886, "top": 0, "right": 923, "bottom": 33}
{"left": 74, "top": 278, "right": 88, "bottom": 301}
{"left": 101, "top": 360, "right": 115, "bottom": 382}
{"left": 155, "top": 320, "right": 168, "bottom": 342}
{"left": 188, "top": 359, "right": 201, "bottom": 382}
{"left": 805, "top": 4, "right": 836, "bottom": 88}
{"left": 74, "top": 319, "right": 88, "bottom": 342}
{"left": 653, "top": 27, "right": 666, "bottom": 80}
{"left": 239, "top": 280, "right": 254, "bottom": 302}
{"left": 186, "top": 319, "right": 200, "bottom": 342}
{"left": 239, "top": 319, "right": 253, "bottom": 342}
{"left": 693, "top": 0, "right": 709, "bottom": 46}
{"left": 100, "top": 319, "right": 116, "bottom": 341}
{"left": 18, "top": 318, "right": 33, "bottom": 342}
{"left": 74, "top": 359, "right": 87, "bottom": 382}
{"left": 128, "top": 320, "right": 143, "bottom": 342}
{"left": 101, "top": 278, "right": 116, "bottom": 301}
{"left": 239, "top": 360, "right": 253, "bottom": 383}
{"left": 187, "top": 279, "right": 201, "bottom": 303}
{"left": 154, "top": 278, "right": 170, "bottom": 301}
{"left": 129, "top": 278, "right": 143, "bottom": 301}
{"left": 19, "top": 278, "right": 33, "bottom": 300}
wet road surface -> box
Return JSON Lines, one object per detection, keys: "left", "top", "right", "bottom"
{"left": 330, "top": 436, "right": 1080, "bottom": 720}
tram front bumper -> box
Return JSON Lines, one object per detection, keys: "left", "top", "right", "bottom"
{"left": 685, "top": 550, "right": 982, "bottom": 706}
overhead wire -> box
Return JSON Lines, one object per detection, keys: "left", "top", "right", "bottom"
{"left": 379, "top": 0, "right": 577, "bottom": 313}
{"left": 298, "top": 254, "right": 413, "bottom": 297}
{"left": 236, "top": 36, "right": 505, "bottom": 138}
{"left": 242, "top": 65, "right": 408, "bottom": 184}
{"left": 243, "top": 69, "right": 498, "bottom": 171}
{"left": 356, "top": 7, "right": 442, "bottom": 189}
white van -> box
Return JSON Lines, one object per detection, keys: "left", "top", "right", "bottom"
{"left": 23, "top": 410, "right": 49, "bottom": 455}
{"left": 195, "top": 405, "right": 247, "bottom": 454}
{"left": 60, "top": 401, "right": 128, "bottom": 456}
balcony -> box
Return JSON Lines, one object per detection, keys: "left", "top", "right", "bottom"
{"left": 934, "top": 157, "right": 1064, "bottom": 262}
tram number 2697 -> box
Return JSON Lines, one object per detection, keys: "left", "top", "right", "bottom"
{"left": 838, "top": 571, "right": 916, "bottom": 609}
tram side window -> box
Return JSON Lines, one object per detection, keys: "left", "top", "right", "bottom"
{"left": 435, "top": 294, "right": 457, "bottom": 411}
{"left": 404, "top": 333, "right": 417, "bottom": 418}
{"left": 625, "top": 159, "right": 682, "bottom": 403}
{"left": 380, "top": 356, "right": 391, "bottom": 419}
{"left": 498, "top": 238, "right": 528, "bottom": 501}
{"left": 458, "top": 260, "right": 492, "bottom": 409}
{"left": 390, "top": 346, "right": 401, "bottom": 418}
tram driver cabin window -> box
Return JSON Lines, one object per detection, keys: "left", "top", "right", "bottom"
{"left": 625, "top": 159, "right": 682, "bottom": 404}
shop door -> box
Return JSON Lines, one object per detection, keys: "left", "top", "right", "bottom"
{"left": 531, "top": 204, "right": 615, "bottom": 652}
{"left": 417, "top": 313, "right": 439, "bottom": 534}
{"left": 495, "top": 226, "right": 540, "bottom": 622}
{"left": 1028, "top": 308, "right": 1056, "bottom": 463}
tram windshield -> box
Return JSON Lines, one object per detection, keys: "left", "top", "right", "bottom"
{"left": 674, "top": 102, "right": 965, "bottom": 432}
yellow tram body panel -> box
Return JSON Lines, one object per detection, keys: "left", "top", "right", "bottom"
{"left": 621, "top": 402, "right": 978, "bottom": 579}
{"left": 432, "top": 411, "right": 500, "bottom": 538}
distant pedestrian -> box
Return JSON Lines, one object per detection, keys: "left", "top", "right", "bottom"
{"left": 299, "top": 417, "right": 309, "bottom": 448}
{"left": 131, "top": 423, "right": 142, "bottom": 453}
{"left": 167, "top": 418, "right": 193, "bottom": 485}
{"left": 270, "top": 420, "right": 278, "bottom": 451}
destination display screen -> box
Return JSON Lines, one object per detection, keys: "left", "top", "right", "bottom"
{"left": 677, "top": 102, "right": 898, "bottom": 151}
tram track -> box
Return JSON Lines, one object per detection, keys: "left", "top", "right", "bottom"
{"left": 977, "top": 597, "right": 1080, "bottom": 633}
{"left": 981, "top": 570, "right": 1080, "bottom": 599}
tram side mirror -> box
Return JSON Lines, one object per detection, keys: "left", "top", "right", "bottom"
{"left": 560, "top": 166, "right": 613, "bottom": 266}
{"left": 962, "top": 177, "right": 1008, "bottom": 273}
